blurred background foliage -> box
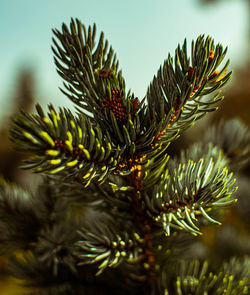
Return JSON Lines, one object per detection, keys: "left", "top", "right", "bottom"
{"left": 169, "top": 0, "right": 250, "bottom": 280}
{"left": 0, "top": 0, "right": 249, "bottom": 293}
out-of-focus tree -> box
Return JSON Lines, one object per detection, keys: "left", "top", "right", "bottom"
{"left": 0, "top": 69, "right": 36, "bottom": 294}
{"left": 0, "top": 69, "right": 35, "bottom": 185}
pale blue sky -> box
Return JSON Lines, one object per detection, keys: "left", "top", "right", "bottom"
{"left": 0, "top": 0, "right": 249, "bottom": 118}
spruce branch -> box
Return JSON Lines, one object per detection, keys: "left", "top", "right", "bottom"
{"left": 146, "top": 35, "right": 231, "bottom": 142}
{"left": 5, "top": 18, "right": 247, "bottom": 295}
{"left": 76, "top": 220, "right": 141, "bottom": 276}
{"left": 52, "top": 18, "right": 144, "bottom": 150}
{"left": 145, "top": 144, "right": 237, "bottom": 236}
{"left": 10, "top": 104, "right": 125, "bottom": 187}
{"left": 162, "top": 257, "right": 250, "bottom": 295}
{"left": 52, "top": 18, "right": 122, "bottom": 116}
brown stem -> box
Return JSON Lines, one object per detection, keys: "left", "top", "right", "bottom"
{"left": 128, "top": 168, "right": 157, "bottom": 292}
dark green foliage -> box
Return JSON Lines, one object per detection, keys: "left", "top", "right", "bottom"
{"left": 76, "top": 219, "right": 141, "bottom": 275}
{"left": 163, "top": 257, "right": 250, "bottom": 294}
{"left": 204, "top": 119, "right": 250, "bottom": 170}
{"left": 0, "top": 178, "right": 41, "bottom": 252}
{"left": 2, "top": 18, "right": 250, "bottom": 294}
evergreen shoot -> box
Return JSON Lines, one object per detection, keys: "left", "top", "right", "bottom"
{"left": 1, "top": 18, "right": 250, "bottom": 294}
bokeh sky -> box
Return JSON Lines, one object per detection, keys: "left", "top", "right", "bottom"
{"left": 0, "top": 0, "right": 249, "bottom": 118}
